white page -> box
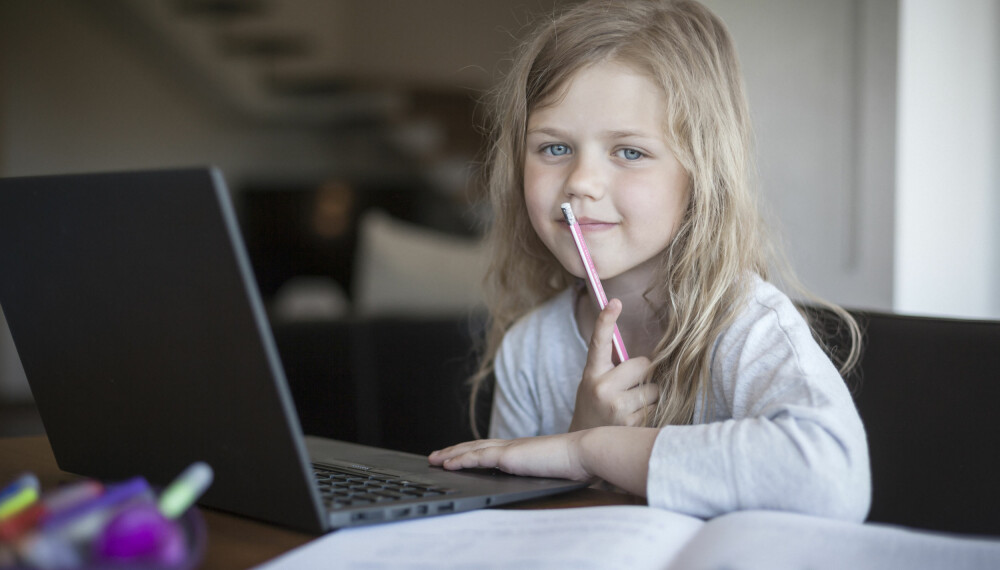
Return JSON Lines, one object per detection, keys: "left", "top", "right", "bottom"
{"left": 257, "top": 506, "right": 704, "bottom": 570}
{"left": 669, "top": 510, "right": 1000, "bottom": 570}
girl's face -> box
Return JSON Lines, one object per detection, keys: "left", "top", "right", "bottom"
{"left": 523, "top": 61, "right": 690, "bottom": 289}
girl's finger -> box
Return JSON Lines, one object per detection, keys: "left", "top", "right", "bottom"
{"left": 585, "top": 298, "right": 623, "bottom": 372}
{"left": 443, "top": 445, "right": 503, "bottom": 471}
{"left": 613, "top": 382, "right": 658, "bottom": 426}
{"left": 626, "top": 382, "right": 660, "bottom": 413}
{"left": 626, "top": 403, "right": 659, "bottom": 427}
{"left": 594, "top": 358, "right": 652, "bottom": 399}
{"left": 429, "top": 439, "right": 504, "bottom": 464}
{"left": 614, "top": 356, "right": 652, "bottom": 390}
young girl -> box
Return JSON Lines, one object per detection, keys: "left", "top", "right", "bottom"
{"left": 429, "top": 0, "right": 871, "bottom": 522}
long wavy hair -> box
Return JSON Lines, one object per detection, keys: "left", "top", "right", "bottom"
{"left": 469, "top": 0, "right": 859, "bottom": 434}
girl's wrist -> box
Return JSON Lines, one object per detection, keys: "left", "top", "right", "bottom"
{"left": 573, "top": 427, "right": 603, "bottom": 479}
{"left": 572, "top": 426, "right": 658, "bottom": 495}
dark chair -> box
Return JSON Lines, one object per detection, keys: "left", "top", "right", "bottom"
{"left": 843, "top": 310, "right": 1000, "bottom": 536}
{"left": 272, "top": 314, "right": 484, "bottom": 456}
{"left": 352, "top": 315, "right": 483, "bottom": 455}
{"left": 270, "top": 320, "right": 359, "bottom": 444}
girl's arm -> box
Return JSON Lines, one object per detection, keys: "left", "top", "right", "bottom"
{"left": 428, "top": 426, "right": 659, "bottom": 497}
{"left": 432, "top": 297, "right": 661, "bottom": 491}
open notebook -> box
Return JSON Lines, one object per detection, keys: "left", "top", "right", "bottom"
{"left": 261, "top": 505, "right": 1000, "bottom": 569}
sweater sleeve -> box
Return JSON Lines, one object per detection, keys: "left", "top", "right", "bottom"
{"left": 645, "top": 284, "right": 871, "bottom": 522}
{"left": 488, "top": 325, "right": 542, "bottom": 439}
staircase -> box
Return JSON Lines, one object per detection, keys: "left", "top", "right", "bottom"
{"left": 91, "top": 0, "right": 405, "bottom": 125}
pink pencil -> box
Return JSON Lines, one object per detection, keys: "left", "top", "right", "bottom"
{"left": 560, "top": 203, "right": 629, "bottom": 364}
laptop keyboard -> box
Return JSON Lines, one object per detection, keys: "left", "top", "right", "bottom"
{"left": 313, "top": 464, "right": 457, "bottom": 510}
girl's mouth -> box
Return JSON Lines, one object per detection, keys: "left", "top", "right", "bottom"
{"left": 566, "top": 217, "right": 616, "bottom": 232}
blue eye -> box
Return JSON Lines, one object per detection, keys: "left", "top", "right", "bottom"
{"left": 544, "top": 144, "right": 570, "bottom": 156}
{"left": 618, "top": 148, "right": 643, "bottom": 161}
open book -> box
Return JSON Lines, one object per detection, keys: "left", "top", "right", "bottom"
{"left": 258, "top": 505, "right": 1000, "bottom": 569}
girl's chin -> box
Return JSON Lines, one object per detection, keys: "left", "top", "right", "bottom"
{"left": 562, "top": 263, "right": 622, "bottom": 284}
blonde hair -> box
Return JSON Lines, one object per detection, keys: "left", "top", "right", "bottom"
{"left": 469, "top": 0, "right": 859, "bottom": 434}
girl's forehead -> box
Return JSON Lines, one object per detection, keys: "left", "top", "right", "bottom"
{"left": 527, "top": 62, "right": 667, "bottom": 126}
{"left": 530, "top": 59, "right": 663, "bottom": 111}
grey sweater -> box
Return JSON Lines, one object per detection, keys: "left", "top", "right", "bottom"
{"left": 489, "top": 276, "right": 871, "bottom": 521}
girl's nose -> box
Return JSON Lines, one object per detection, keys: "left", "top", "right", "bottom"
{"left": 563, "top": 156, "right": 604, "bottom": 201}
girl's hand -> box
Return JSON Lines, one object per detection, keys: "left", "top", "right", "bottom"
{"left": 428, "top": 432, "right": 592, "bottom": 481}
{"left": 569, "top": 299, "right": 657, "bottom": 432}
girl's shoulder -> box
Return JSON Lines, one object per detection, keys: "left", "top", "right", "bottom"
{"left": 724, "top": 273, "right": 796, "bottom": 318}
{"left": 744, "top": 274, "right": 798, "bottom": 317}
{"left": 717, "top": 275, "right": 815, "bottom": 354}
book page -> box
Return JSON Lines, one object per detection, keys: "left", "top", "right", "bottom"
{"left": 669, "top": 510, "right": 1000, "bottom": 570}
{"left": 258, "top": 506, "right": 704, "bottom": 569}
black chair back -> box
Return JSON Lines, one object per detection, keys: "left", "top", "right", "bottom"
{"left": 842, "top": 310, "right": 1000, "bottom": 536}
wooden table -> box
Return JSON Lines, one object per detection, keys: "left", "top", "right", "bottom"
{"left": 0, "top": 435, "right": 642, "bottom": 568}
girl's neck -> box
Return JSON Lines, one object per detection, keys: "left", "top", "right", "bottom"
{"left": 574, "top": 271, "right": 666, "bottom": 359}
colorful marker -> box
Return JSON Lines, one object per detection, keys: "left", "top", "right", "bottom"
{"left": 41, "top": 480, "right": 105, "bottom": 516}
{"left": 0, "top": 474, "right": 39, "bottom": 521}
{"left": 1, "top": 479, "right": 105, "bottom": 541}
{"left": 561, "top": 202, "right": 629, "bottom": 364}
{"left": 41, "top": 476, "right": 152, "bottom": 544}
{"left": 158, "top": 462, "right": 213, "bottom": 520}
{"left": 0, "top": 474, "right": 39, "bottom": 503}
{"left": 14, "top": 531, "right": 81, "bottom": 569}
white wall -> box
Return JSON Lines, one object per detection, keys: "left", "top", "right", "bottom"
{"left": 706, "top": 0, "right": 898, "bottom": 313}
{"left": 895, "top": 0, "right": 1000, "bottom": 319}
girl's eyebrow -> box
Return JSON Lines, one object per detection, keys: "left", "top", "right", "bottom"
{"left": 605, "top": 129, "right": 661, "bottom": 141}
{"left": 525, "top": 126, "right": 565, "bottom": 138}
{"left": 525, "top": 126, "right": 661, "bottom": 142}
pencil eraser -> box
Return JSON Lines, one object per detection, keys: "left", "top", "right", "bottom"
{"left": 560, "top": 203, "right": 576, "bottom": 225}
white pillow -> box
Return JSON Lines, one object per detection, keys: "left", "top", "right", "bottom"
{"left": 271, "top": 276, "right": 351, "bottom": 321}
{"left": 353, "top": 210, "right": 486, "bottom": 316}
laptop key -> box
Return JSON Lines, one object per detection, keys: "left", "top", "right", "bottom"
{"left": 352, "top": 492, "right": 391, "bottom": 503}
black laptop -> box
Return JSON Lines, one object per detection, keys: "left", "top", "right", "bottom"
{"left": 0, "top": 168, "right": 586, "bottom": 532}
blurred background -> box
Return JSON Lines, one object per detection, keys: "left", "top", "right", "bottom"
{"left": 1, "top": 0, "right": 998, "bottom": 435}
